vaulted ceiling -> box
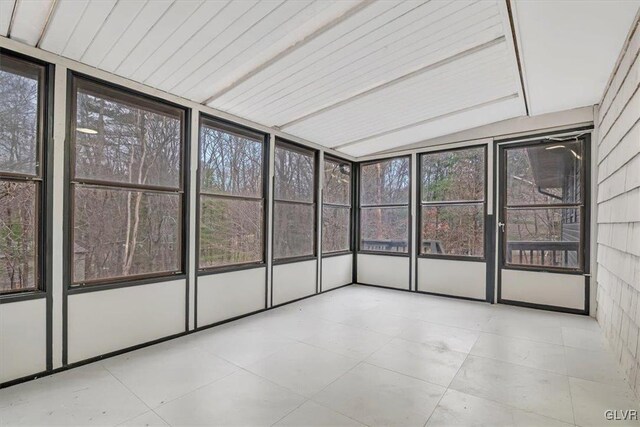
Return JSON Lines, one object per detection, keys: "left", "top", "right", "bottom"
{"left": 1, "top": 0, "right": 638, "bottom": 157}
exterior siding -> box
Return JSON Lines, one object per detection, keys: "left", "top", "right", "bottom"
{"left": 596, "top": 13, "right": 640, "bottom": 396}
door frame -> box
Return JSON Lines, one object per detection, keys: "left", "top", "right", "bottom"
{"left": 493, "top": 129, "right": 592, "bottom": 315}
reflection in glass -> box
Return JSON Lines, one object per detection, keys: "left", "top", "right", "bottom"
{"left": 506, "top": 208, "right": 581, "bottom": 269}
{"left": 421, "top": 204, "right": 484, "bottom": 257}
{"left": 199, "top": 197, "right": 263, "bottom": 268}
{"left": 360, "top": 207, "right": 408, "bottom": 253}
{"left": 73, "top": 186, "right": 181, "bottom": 283}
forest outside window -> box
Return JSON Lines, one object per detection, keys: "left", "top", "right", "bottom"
{"left": 273, "top": 141, "right": 315, "bottom": 261}
{"left": 0, "top": 53, "right": 45, "bottom": 295}
{"left": 322, "top": 156, "right": 351, "bottom": 254}
{"left": 70, "top": 77, "right": 185, "bottom": 285}
{"left": 359, "top": 157, "right": 410, "bottom": 254}
{"left": 199, "top": 118, "right": 265, "bottom": 269}
{"left": 420, "top": 146, "right": 486, "bottom": 259}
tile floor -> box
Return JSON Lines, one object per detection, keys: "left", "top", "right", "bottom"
{"left": 1, "top": 285, "right": 638, "bottom": 426}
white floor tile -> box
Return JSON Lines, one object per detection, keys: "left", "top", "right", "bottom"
{"left": 570, "top": 377, "right": 640, "bottom": 427}
{"left": 155, "top": 370, "right": 305, "bottom": 426}
{"left": 449, "top": 355, "right": 574, "bottom": 424}
{"left": 399, "top": 319, "right": 481, "bottom": 353}
{"left": 340, "top": 309, "right": 417, "bottom": 336}
{"left": 482, "top": 315, "right": 564, "bottom": 345}
{"left": 246, "top": 342, "right": 359, "bottom": 397}
{"left": 274, "top": 401, "right": 365, "bottom": 426}
{"left": 314, "top": 363, "right": 446, "bottom": 427}
{"left": 426, "top": 389, "right": 573, "bottom": 426}
{"left": 0, "top": 364, "right": 147, "bottom": 426}
{"left": 366, "top": 337, "right": 467, "bottom": 387}
{"left": 565, "top": 346, "right": 629, "bottom": 385}
{"left": 189, "top": 323, "right": 297, "bottom": 367}
{"left": 118, "top": 411, "right": 168, "bottom": 426}
{"left": 470, "top": 333, "right": 567, "bottom": 374}
{"left": 102, "top": 340, "right": 238, "bottom": 407}
{"left": 562, "top": 326, "right": 610, "bottom": 350}
{"left": 301, "top": 322, "right": 392, "bottom": 360}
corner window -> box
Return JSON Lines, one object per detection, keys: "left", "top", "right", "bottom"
{"left": 322, "top": 156, "right": 351, "bottom": 253}
{"left": 359, "top": 157, "right": 410, "bottom": 254}
{"left": 0, "top": 53, "right": 46, "bottom": 294}
{"left": 198, "top": 118, "right": 265, "bottom": 269}
{"left": 420, "top": 146, "right": 486, "bottom": 258}
{"left": 70, "top": 77, "right": 186, "bottom": 285}
{"left": 273, "top": 141, "right": 316, "bottom": 260}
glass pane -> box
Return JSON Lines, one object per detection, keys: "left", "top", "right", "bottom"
{"left": 273, "top": 202, "right": 314, "bottom": 259}
{"left": 506, "top": 140, "right": 583, "bottom": 206}
{"left": 421, "top": 204, "right": 484, "bottom": 257}
{"left": 74, "top": 80, "right": 183, "bottom": 188}
{"left": 322, "top": 206, "right": 350, "bottom": 253}
{"left": 200, "top": 124, "right": 263, "bottom": 197}
{"left": 0, "top": 54, "right": 42, "bottom": 176}
{"left": 324, "top": 159, "right": 350, "bottom": 206}
{"left": 361, "top": 157, "right": 409, "bottom": 205}
{"left": 73, "top": 186, "right": 181, "bottom": 283}
{"left": 274, "top": 145, "right": 314, "bottom": 203}
{"left": 360, "top": 207, "right": 408, "bottom": 253}
{"left": 421, "top": 147, "right": 484, "bottom": 202}
{"left": 199, "top": 197, "right": 263, "bottom": 268}
{"left": 506, "top": 208, "right": 581, "bottom": 269}
{"left": 0, "top": 180, "right": 37, "bottom": 292}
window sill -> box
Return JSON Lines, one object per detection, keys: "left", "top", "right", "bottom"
{"left": 357, "top": 250, "right": 409, "bottom": 258}
{"left": 198, "top": 262, "right": 266, "bottom": 276}
{"left": 0, "top": 290, "right": 46, "bottom": 304}
{"left": 418, "top": 254, "right": 486, "bottom": 262}
{"left": 68, "top": 273, "right": 187, "bottom": 295}
{"left": 273, "top": 255, "right": 317, "bottom": 266}
{"left": 322, "top": 250, "right": 354, "bottom": 258}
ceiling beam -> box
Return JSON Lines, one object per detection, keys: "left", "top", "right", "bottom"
{"left": 202, "top": 0, "right": 375, "bottom": 106}
{"left": 278, "top": 35, "right": 507, "bottom": 130}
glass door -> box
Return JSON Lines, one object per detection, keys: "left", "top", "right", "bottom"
{"left": 497, "top": 135, "right": 590, "bottom": 313}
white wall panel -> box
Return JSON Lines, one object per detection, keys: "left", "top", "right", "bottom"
{"left": 417, "top": 258, "right": 486, "bottom": 300}
{"left": 501, "top": 269, "right": 585, "bottom": 310}
{"left": 197, "top": 268, "right": 266, "bottom": 327}
{"left": 67, "top": 280, "right": 185, "bottom": 363}
{"left": 357, "top": 254, "right": 409, "bottom": 290}
{"left": 321, "top": 254, "right": 353, "bottom": 291}
{"left": 272, "top": 260, "right": 317, "bottom": 305}
{"left": 0, "top": 299, "right": 46, "bottom": 383}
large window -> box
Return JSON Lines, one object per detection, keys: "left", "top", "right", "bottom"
{"left": 198, "top": 118, "right": 265, "bottom": 269}
{"left": 359, "top": 157, "right": 410, "bottom": 254}
{"left": 273, "top": 141, "right": 315, "bottom": 260}
{"left": 0, "top": 53, "right": 45, "bottom": 294}
{"left": 323, "top": 156, "right": 352, "bottom": 254}
{"left": 420, "top": 146, "right": 486, "bottom": 258}
{"left": 70, "top": 77, "right": 185, "bottom": 285}
{"left": 504, "top": 138, "right": 585, "bottom": 270}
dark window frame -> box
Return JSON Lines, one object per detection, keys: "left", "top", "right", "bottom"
{"left": 272, "top": 138, "right": 318, "bottom": 264}
{"left": 322, "top": 154, "right": 353, "bottom": 256}
{"left": 417, "top": 144, "right": 488, "bottom": 262}
{"left": 357, "top": 155, "right": 411, "bottom": 257}
{"left": 499, "top": 136, "right": 588, "bottom": 273}
{"left": 66, "top": 72, "right": 190, "bottom": 289}
{"left": 0, "top": 50, "right": 50, "bottom": 298}
{"left": 196, "top": 114, "right": 269, "bottom": 275}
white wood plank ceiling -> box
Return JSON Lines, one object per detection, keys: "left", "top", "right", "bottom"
{"left": 0, "top": 0, "right": 636, "bottom": 156}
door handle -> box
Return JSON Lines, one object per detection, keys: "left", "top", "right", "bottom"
{"left": 498, "top": 222, "right": 505, "bottom": 232}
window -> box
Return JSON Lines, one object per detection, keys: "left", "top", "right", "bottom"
{"left": 420, "top": 146, "right": 486, "bottom": 258}
{"left": 504, "top": 138, "right": 585, "bottom": 270}
{"left": 198, "top": 118, "right": 265, "bottom": 269}
{"left": 70, "top": 77, "right": 185, "bottom": 285}
{"left": 323, "top": 156, "right": 351, "bottom": 253}
{"left": 359, "top": 157, "right": 410, "bottom": 253}
{"left": 0, "top": 53, "right": 45, "bottom": 295}
{"left": 273, "top": 141, "right": 315, "bottom": 260}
